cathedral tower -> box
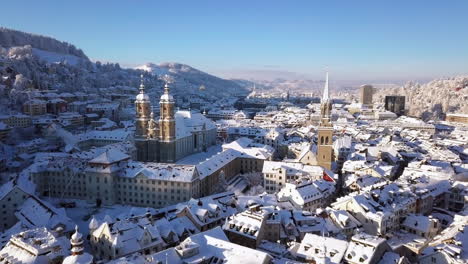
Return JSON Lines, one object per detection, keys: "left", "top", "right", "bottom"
{"left": 159, "top": 82, "right": 176, "bottom": 162}
{"left": 135, "top": 75, "right": 151, "bottom": 161}
{"left": 135, "top": 75, "right": 151, "bottom": 138}
{"left": 317, "top": 72, "right": 334, "bottom": 170}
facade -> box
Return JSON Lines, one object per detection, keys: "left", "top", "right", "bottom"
{"left": 0, "top": 183, "right": 31, "bottom": 232}
{"left": 22, "top": 99, "right": 47, "bottom": 115}
{"left": 344, "top": 233, "right": 392, "bottom": 264}
{"left": 150, "top": 227, "right": 272, "bottom": 264}
{"left": 31, "top": 139, "right": 271, "bottom": 209}
{"left": 0, "top": 122, "right": 10, "bottom": 142}
{"left": 277, "top": 180, "right": 335, "bottom": 211}
{"left": 401, "top": 214, "right": 440, "bottom": 239}
{"left": 90, "top": 214, "right": 166, "bottom": 261}
{"left": 446, "top": 113, "right": 468, "bottom": 124}
{"left": 291, "top": 233, "right": 348, "bottom": 264}
{"left": 360, "top": 84, "right": 374, "bottom": 107}
{"left": 0, "top": 227, "right": 68, "bottom": 264}
{"left": 223, "top": 206, "right": 268, "bottom": 248}
{"left": 317, "top": 72, "right": 334, "bottom": 170}
{"left": 85, "top": 150, "right": 201, "bottom": 207}
{"left": 385, "top": 95, "right": 406, "bottom": 116}
{"left": 134, "top": 77, "right": 217, "bottom": 163}
{"left": 0, "top": 114, "right": 32, "bottom": 128}
{"left": 262, "top": 161, "right": 324, "bottom": 194}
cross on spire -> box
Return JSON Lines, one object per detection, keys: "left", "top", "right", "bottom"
{"left": 139, "top": 74, "right": 145, "bottom": 94}
{"left": 164, "top": 81, "right": 170, "bottom": 94}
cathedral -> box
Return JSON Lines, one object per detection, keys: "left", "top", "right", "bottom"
{"left": 134, "top": 76, "right": 217, "bottom": 163}
{"left": 317, "top": 72, "right": 334, "bottom": 170}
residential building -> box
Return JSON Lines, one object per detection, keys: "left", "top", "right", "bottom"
{"left": 277, "top": 179, "right": 335, "bottom": 211}
{"left": 262, "top": 161, "right": 325, "bottom": 194}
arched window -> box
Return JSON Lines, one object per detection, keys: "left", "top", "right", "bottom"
{"left": 325, "top": 136, "right": 329, "bottom": 144}
{"left": 320, "top": 136, "right": 324, "bottom": 144}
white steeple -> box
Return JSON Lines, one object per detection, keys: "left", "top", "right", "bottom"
{"left": 136, "top": 74, "right": 150, "bottom": 101}
{"left": 322, "top": 72, "right": 329, "bottom": 102}
{"left": 160, "top": 82, "right": 174, "bottom": 102}
{"left": 63, "top": 226, "right": 93, "bottom": 264}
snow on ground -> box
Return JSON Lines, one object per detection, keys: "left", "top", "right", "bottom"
{"left": 32, "top": 48, "right": 84, "bottom": 66}
{"left": 176, "top": 145, "right": 223, "bottom": 165}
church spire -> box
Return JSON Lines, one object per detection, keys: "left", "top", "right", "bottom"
{"left": 63, "top": 225, "right": 93, "bottom": 264}
{"left": 139, "top": 74, "right": 145, "bottom": 94}
{"left": 164, "top": 81, "right": 170, "bottom": 94}
{"left": 160, "top": 81, "right": 174, "bottom": 102}
{"left": 322, "top": 72, "right": 329, "bottom": 102}
{"left": 70, "top": 225, "right": 84, "bottom": 255}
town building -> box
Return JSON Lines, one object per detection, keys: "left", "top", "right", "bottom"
{"left": 151, "top": 227, "right": 272, "bottom": 264}
{"left": 344, "top": 232, "right": 392, "bottom": 264}
{"left": 262, "top": 161, "right": 325, "bottom": 194}
{"left": 0, "top": 181, "right": 32, "bottom": 231}
{"left": 360, "top": 84, "right": 374, "bottom": 107}
{"left": 223, "top": 206, "right": 268, "bottom": 248}
{"left": 290, "top": 233, "right": 348, "bottom": 264}
{"left": 385, "top": 95, "right": 406, "bottom": 116}
{"left": 22, "top": 99, "right": 47, "bottom": 115}
{"left": 446, "top": 113, "right": 468, "bottom": 124}
{"left": 0, "top": 114, "right": 32, "bottom": 128}
{"left": 90, "top": 214, "right": 166, "bottom": 261}
{"left": 0, "top": 121, "right": 11, "bottom": 142}
{"left": 277, "top": 179, "right": 335, "bottom": 211}
{"left": 0, "top": 227, "right": 69, "bottom": 264}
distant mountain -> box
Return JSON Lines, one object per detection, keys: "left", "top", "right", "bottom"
{"left": 136, "top": 62, "right": 248, "bottom": 96}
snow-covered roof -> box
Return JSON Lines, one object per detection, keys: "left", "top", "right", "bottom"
{"left": 0, "top": 227, "right": 69, "bottom": 264}
{"left": 402, "top": 214, "right": 438, "bottom": 234}
{"left": 345, "top": 233, "right": 387, "bottom": 264}
{"left": 175, "top": 110, "right": 216, "bottom": 139}
{"left": 262, "top": 161, "right": 324, "bottom": 177}
{"left": 224, "top": 209, "right": 266, "bottom": 239}
{"left": 15, "top": 196, "right": 75, "bottom": 233}
{"left": 92, "top": 215, "right": 164, "bottom": 257}
{"left": 77, "top": 129, "right": 131, "bottom": 142}
{"left": 294, "top": 233, "right": 348, "bottom": 264}
{"left": 278, "top": 180, "right": 335, "bottom": 206}
{"left": 122, "top": 161, "right": 197, "bottom": 182}
{"left": 151, "top": 227, "right": 271, "bottom": 264}
{"left": 89, "top": 149, "right": 130, "bottom": 164}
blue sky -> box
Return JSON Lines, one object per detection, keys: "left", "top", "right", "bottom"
{"left": 2, "top": 0, "right": 468, "bottom": 81}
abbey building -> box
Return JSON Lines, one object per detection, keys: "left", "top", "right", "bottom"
{"left": 134, "top": 76, "right": 217, "bottom": 162}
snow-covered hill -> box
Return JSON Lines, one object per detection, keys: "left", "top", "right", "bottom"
{"left": 32, "top": 48, "right": 87, "bottom": 66}
{"left": 0, "top": 27, "right": 248, "bottom": 104}
{"left": 0, "top": 27, "right": 88, "bottom": 59}
{"left": 136, "top": 62, "right": 248, "bottom": 96}
{"left": 374, "top": 76, "right": 468, "bottom": 120}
